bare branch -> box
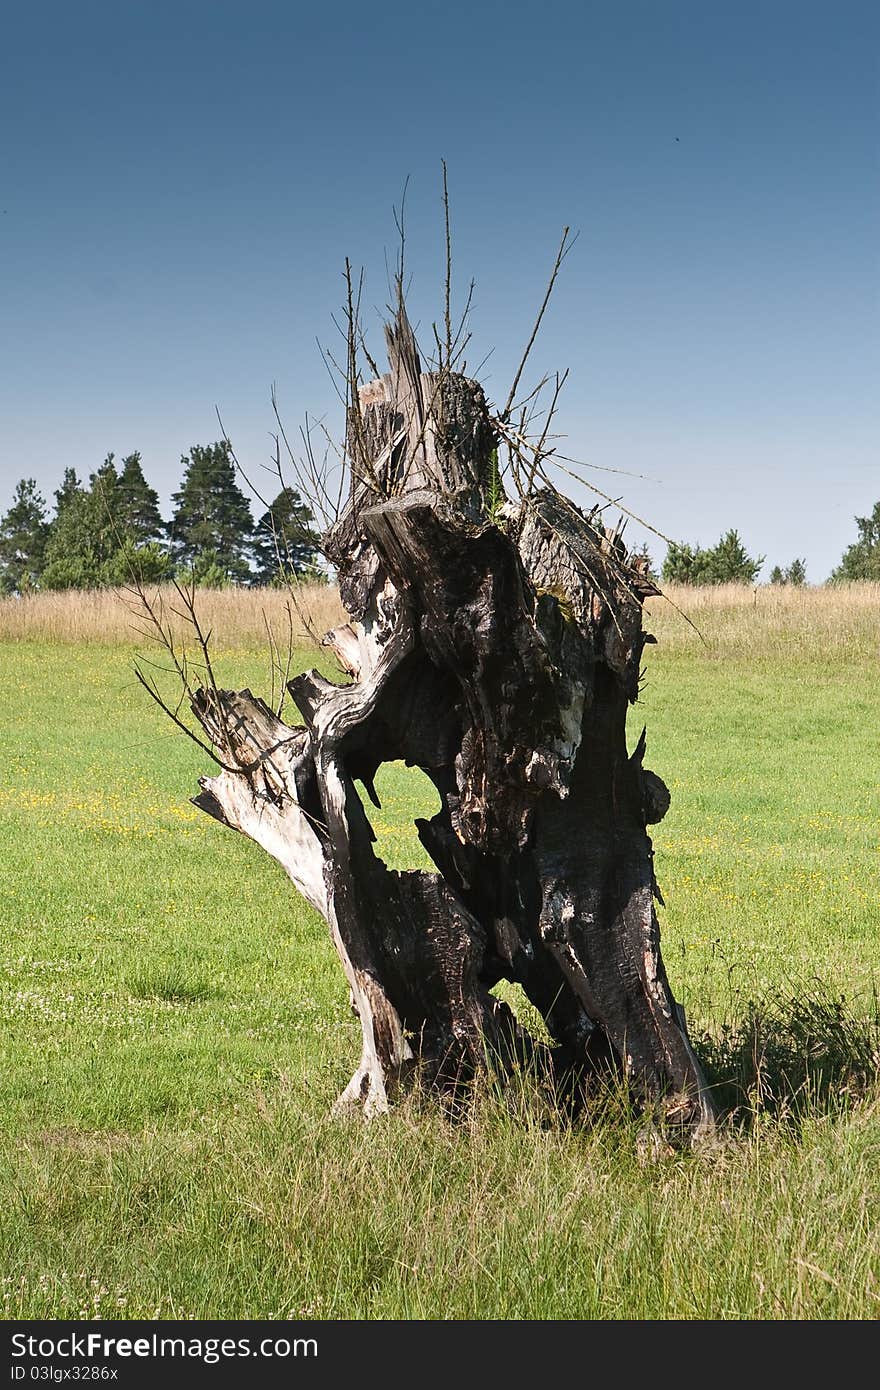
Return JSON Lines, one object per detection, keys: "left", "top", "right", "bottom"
{"left": 134, "top": 665, "right": 239, "bottom": 771}
{"left": 500, "top": 226, "right": 577, "bottom": 424}
{"left": 442, "top": 159, "right": 452, "bottom": 371}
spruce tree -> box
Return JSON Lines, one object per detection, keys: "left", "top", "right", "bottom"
{"left": 117, "top": 452, "right": 164, "bottom": 543}
{"left": 252, "top": 486, "right": 320, "bottom": 585}
{"left": 42, "top": 484, "right": 106, "bottom": 589}
{"left": 168, "top": 442, "right": 254, "bottom": 584}
{"left": 702, "top": 529, "right": 764, "bottom": 584}
{"left": 831, "top": 502, "right": 880, "bottom": 581}
{"left": 0, "top": 479, "right": 50, "bottom": 594}
{"left": 662, "top": 529, "right": 763, "bottom": 585}
{"left": 771, "top": 558, "right": 807, "bottom": 585}
{"left": 42, "top": 453, "right": 168, "bottom": 589}
{"left": 661, "top": 540, "right": 705, "bottom": 584}
{"left": 787, "top": 557, "right": 807, "bottom": 586}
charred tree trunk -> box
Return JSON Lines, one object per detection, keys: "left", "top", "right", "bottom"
{"left": 188, "top": 300, "right": 715, "bottom": 1140}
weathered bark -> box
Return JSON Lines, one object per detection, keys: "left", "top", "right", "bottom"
{"left": 188, "top": 299, "right": 715, "bottom": 1141}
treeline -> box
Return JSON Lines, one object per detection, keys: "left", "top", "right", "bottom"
{"left": 657, "top": 504, "right": 880, "bottom": 586}
{"left": 0, "top": 443, "right": 322, "bottom": 596}
{"left": 659, "top": 528, "right": 808, "bottom": 585}
{"left": 5, "top": 454, "right": 879, "bottom": 595}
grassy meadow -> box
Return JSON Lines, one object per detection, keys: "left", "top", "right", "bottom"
{"left": 0, "top": 582, "right": 878, "bottom": 1319}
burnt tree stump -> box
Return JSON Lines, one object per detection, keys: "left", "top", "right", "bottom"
{"left": 186, "top": 298, "right": 715, "bottom": 1141}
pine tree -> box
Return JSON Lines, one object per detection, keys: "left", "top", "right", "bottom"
{"left": 0, "top": 479, "right": 50, "bottom": 594}
{"left": 88, "top": 453, "right": 121, "bottom": 530}
{"left": 117, "top": 452, "right": 164, "bottom": 544}
{"left": 53, "top": 468, "right": 84, "bottom": 517}
{"left": 252, "top": 486, "right": 320, "bottom": 585}
{"left": 168, "top": 442, "right": 254, "bottom": 584}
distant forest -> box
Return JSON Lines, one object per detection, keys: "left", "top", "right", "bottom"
{"left": 657, "top": 504, "right": 880, "bottom": 586}
{"left": 2, "top": 446, "right": 878, "bottom": 594}
{"left": 0, "top": 442, "right": 322, "bottom": 595}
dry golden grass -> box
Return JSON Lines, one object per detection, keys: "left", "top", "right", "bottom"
{"left": 0, "top": 582, "right": 346, "bottom": 648}
{"left": 1, "top": 580, "right": 878, "bottom": 660}
{"left": 647, "top": 582, "right": 880, "bottom": 658}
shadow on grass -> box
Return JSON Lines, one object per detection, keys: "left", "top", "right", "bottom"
{"left": 691, "top": 983, "right": 880, "bottom": 1125}
{"left": 400, "top": 982, "right": 880, "bottom": 1144}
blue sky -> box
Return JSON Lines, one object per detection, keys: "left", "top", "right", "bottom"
{"left": 1, "top": 0, "right": 877, "bottom": 580}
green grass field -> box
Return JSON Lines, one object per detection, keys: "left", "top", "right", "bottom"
{"left": 1, "top": 599, "right": 879, "bottom": 1319}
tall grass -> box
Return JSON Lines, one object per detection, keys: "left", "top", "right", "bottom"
{"left": 0, "top": 583, "right": 345, "bottom": 647}
{"left": 648, "top": 581, "right": 880, "bottom": 658}
{"left": 1, "top": 580, "right": 877, "bottom": 659}
{"left": 4, "top": 1076, "right": 878, "bottom": 1319}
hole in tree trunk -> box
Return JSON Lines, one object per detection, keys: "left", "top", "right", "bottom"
{"left": 491, "top": 981, "right": 555, "bottom": 1046}
{"left": 178, "top": 293, "right": 717, "bottom": 1139}
{"left": 354, "top": 762, "right": 441, "bottom": 870}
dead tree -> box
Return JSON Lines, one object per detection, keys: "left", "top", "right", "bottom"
{"left": 140, "top": 270, "right": 715, "bottom": 1143}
